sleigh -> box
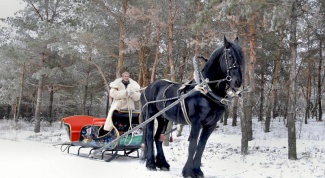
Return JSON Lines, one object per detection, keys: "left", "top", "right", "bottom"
{"left": 58, "top": 110, "right": 143, "bottom": 162}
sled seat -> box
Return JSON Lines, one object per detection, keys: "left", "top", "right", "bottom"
{"left": 62, "top": 115, "right": 106, "bottom": 142}
{"left": 62, "top": 110, "right": 141, "bottom": 143}
{"left": 112, "top": 110, "right": 141, "bottom": 135}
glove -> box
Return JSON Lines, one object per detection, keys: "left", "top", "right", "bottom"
{"left": 126, "top": 89, "right": 134, "bottom": 97}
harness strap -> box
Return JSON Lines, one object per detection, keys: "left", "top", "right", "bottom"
{"left": 180, "top": 99, "right": 191, "bottom": 125}
{"left": 205, "top": 91, "right": 231, "bottom": 105}
{"left": 163, "top": 84, "right": 175, "bottom": 115}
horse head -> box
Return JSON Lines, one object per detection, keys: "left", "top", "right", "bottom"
{"left": 202, "top": 36, "right": 245, "bottom": 96}
{"left": 223, "top": 36, "right": 245, "bottom": 90}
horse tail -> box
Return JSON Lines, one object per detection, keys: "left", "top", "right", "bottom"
{"left": 140, "top": 90, "right": 148, "bottom": 161}
{"left": 140, "top": 81, "right": 159, "bottom": 161}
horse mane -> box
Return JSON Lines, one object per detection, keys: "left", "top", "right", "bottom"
{"left": 230, "top": 41, "right": 244, "bottom": 66}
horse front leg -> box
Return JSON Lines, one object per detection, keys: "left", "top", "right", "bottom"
{"left": 154, "top": 117, "right": 170, "bottom": 171}
{"left": 192, "top": 126, "right": 215, "bottom": 178}
{"left": 182, "top": 122, "right": 201, "bottom": 178}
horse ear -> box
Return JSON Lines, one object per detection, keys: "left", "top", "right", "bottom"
{"left": 224, "top": 36, "right": 230, "bottom": 48}
{"left": 234, "top": 37, "right": 239, "bottom": 44}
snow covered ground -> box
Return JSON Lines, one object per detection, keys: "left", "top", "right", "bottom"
{"left": 0, "top": 118, "right": 324, "bottom": 178}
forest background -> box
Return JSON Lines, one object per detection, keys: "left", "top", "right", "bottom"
{"left": 0, "top": 0, "right": 324, "bottom": 157}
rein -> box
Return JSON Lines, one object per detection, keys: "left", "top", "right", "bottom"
{"left": 140, "top": 77, "right": 232, "bottom": 111}
{"left": 140, "top": 48, "right": 241, "bottom": 110}
{"left": 91, "top": 85, "right": 202, "bottom": 155}
{"left": 140, "top": 51, "right": 238, "bottom": 109}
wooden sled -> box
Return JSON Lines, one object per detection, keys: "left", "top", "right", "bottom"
{"left": 58, "top": 110, "right": 142, "bottom": 162}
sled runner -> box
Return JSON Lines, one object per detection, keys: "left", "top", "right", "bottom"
{"left": 58, "top": 110, "right": 143, "bottom": 162}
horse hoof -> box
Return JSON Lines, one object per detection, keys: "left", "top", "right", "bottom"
{"left": 159, "top": 167, "right": 170, "bottom": 171}
{"left": 146, "top": 165, "right": 157, "bottom": 171}
{"left": 147, "top": 167, "right": 157, "bottom": 171}
{"left": 182, "top": 173, "right": 195, "bottom": 178}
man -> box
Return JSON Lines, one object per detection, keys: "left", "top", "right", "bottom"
{"left": 103, "top": 71, "right": 141, "bottom": 131}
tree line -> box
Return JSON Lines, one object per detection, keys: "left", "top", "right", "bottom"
{"left": 0, "top": 0, "right": 324, "bottom": 158}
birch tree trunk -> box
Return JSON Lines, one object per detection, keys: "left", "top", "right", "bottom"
{"left": 258, "top": 58, "right": 266, "bottom": 122}
{"left": 48, "top": 86, "right": 54, "bottom": 125}
{"left": 34, "top": 52, "right": 45, "bottom": 133}
{"left": 243, "top": 13, "right": 257, "bottom": 145}
{"left": 241, "top": 34, "right": 250, "bottom": 155}
{"left": 240, "top": 96, "right": 248, "bottom": 155}
{"left": 150, "top": 28, "right": 161, "bottom": 83}
{"left": 248, "top": 14, "right": 257, "bottom": 140}
{"left": 164, "top": 0, "right": 178, "bottom": 146}
{"left": 116, "top": 0, "right": 127, "bottom": 78}
{"left": 16, "top": 63, "right": 25, "bottom": 123}
{"left": 167, "top": 0, "right": 176, "bottom": 82}
{"left": 305, "top": 35, "right": 312, "bottom": 124}
{"left": 223, "top": 106, "right": 228, "bottom": 126}
{"left": 305, "top": 67, "right": 311, "bottom": 124}
{"left": 317, "top": 39, "right": 323, "bottom": 121}
{"left": 83, "top": 58, "right": 91, "bottom": 115}
{"left": 265, "top": 33, "right": 284, "bottom": 132}
{"left": 138, "top": 45, "right": 146, "bottom": 86}
{"left": 194, "top": 0, "right": 202, "bottom": 57}
{"left": 288, "top": 0, "right": 298, "bottom": 160}
{"left": 98, "top": 0, "right": 128, "bottom": 78}
{"left": 232, "top": 96, "right": 238, "bottom": 126}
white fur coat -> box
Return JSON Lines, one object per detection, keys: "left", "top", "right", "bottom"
{"left": 103, "top": 78, "right": 141, "bottom": 131}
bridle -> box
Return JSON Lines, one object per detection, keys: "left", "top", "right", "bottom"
{"left": 196, "top": 48, "right": 239, "bottom": 87}
{"left": 223, "top": 48, "right": 239, "bottom": 83}
{"left": 195, "top": 47, "right": 241, "bottom": 105}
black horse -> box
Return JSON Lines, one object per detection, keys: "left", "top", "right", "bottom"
{"left": 140, "top": 36, "right": 245, "bottom": 178}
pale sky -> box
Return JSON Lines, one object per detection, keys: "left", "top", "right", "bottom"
{"left": 0, "top": 0, "right": 26, "bottom": 19}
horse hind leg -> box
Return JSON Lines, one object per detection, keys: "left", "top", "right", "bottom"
{"left": 154, "top": 116, "right": 170, "bottom": 171}
{"left": 142, "top": 106, "right": 158, "bottom": 170}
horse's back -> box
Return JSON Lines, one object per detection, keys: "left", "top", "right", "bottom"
{"left": 142, "top": 79, "right": 181, "bottom": 101}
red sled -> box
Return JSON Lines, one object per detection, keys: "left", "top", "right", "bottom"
{"left": 57, "top": 110, "right": 143, "bottom": 162}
